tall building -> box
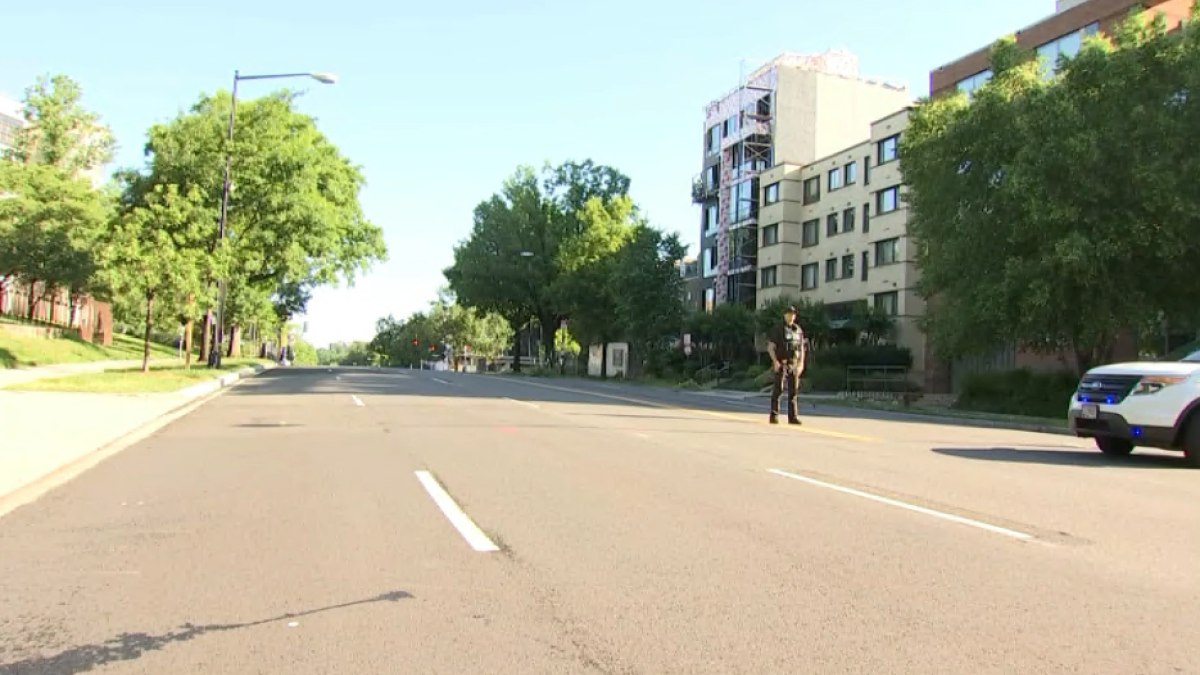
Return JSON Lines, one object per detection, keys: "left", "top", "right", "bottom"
{"left": 756, "top": 109, "right": 931, "bottom": 386}
{"left": 0, "top": 93, "right": 22, "bottom": 152}
{"left": 930, "top": 0, "right": 1192, "bottom": 97}
{"left": 693, "top": 49, "right": 910, "bottom": 312}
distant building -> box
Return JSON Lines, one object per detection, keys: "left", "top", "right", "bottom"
{"left": 0, "top": 93, "right": 21, "bottom": 153}
{"left": 930, "top": 0, "right": 1192, "bottom": 98}
{"left": 693, "top": 49, "right": 911, "bottom": 312}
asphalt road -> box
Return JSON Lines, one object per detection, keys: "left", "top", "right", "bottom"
{"left": 2, "top": 367, "right": 1199, "bottom": 674}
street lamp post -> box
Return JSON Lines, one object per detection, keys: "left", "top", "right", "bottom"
{"left": 209, "top": 70, "right": 337, "bottom": 368}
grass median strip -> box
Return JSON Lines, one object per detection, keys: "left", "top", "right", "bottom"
{"left": 6, "top": 359, "right": 265, "bottom": 394}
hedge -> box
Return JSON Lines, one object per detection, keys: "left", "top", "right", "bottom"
{"left": 953, "top": 368, "right": 1079, "bottom": 419}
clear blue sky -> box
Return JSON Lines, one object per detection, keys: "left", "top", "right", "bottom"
{"left": 2, "top": 0, "right": 1053, "bottom": 347}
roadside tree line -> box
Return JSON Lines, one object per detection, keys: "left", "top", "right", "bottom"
{"left": 0, "top": 74, "right": 386, "bottom": 371}
{"left": 440, "top": 161, "right": 686, "bottom": 376}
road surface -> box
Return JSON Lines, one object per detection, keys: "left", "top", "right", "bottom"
{"left": 2, "top": 367, "right": 1198, "bottom": 674}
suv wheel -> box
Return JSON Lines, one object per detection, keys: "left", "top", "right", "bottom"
{"left": 1095, "top": 436, "right": 1134, "bottom": 456}
{"left": 1181, "top": 415, "right": 1200, "bottom": 468}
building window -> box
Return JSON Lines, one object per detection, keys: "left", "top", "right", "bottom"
{"left": 707, "top": 126, "right": 720, "bottom": 155}
{"left": 826, "top": 212, "right": 839, "bottom": 236}
{"left": 841, "top": 254, "right": 854, "bottom": 279}
{"left": 828, "top": 167, "right": 843, "bottom": 191}
{"left": 876, "top": 186, "right": 900, "bottom": 214}
{"left": 764, "top": 182, "right": 780, "bottom": 204}
{"left": 801, "top": 263, "right": 819, "bottom": 290}
{"left": 704, "top": 288, "right": 715, "bottom": 312}
{"left": 728, "top": 180, "right": 754, "bottom": 224}
{"left": 703, "top": 246, "right": 718, "bottom": 277}
{"left": 802, "top": 219, "right": 820, "bottom": 247}
{"left": 843, "top": 207, "right": 856, "bottom": 232}
{"left": 861, "top": 251, "right": 869, "bottom": 281}
{"left": 1036, "top": 23, "right": 1099, "bottom": 79}
{"left": 874, "top": 291, "right": 899, "bottom": 316}
{"left": 760, "top": 266, "right": 778, "bottom": 288}
{"left": 762, "top": 223, "right": 779, "bottom": 246}
{"left": 877, "top": 135, "right": 899, "bottom": 164}
{"left": 844, "top": 161, "right": 858, "bottom": 185}
{"left": 825, "top": 258, "right": 837, "bottom": 282}
{"left": 863, "top": 156, "right": 871, "bottom": 185}
{"left": 874, "top": 237, "right": 900, "bottom": 266}
{"left": 862, "top": 203, "right": 871, "bottom": 233}
{"left": 704, "top": 204, "right": 719, "bottom": 234}
{"left": 957, "top": 69, "right": 993, "bottom": 96}
{"left": 803, "top": 177, "right": 820, "bottom": 205}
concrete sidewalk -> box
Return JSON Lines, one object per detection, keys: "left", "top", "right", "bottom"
{"left": 0, "top": 363, "right": 270, "bottom": 506}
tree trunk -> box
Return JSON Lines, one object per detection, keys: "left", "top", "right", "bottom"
{"left": 68, "top": 296, "right": 78, "bottom": 328}
{"left": 184, "top": 294, "right": 195, "bottom": 369}
{"left": 142, "top": 291, "right": 155, "bottom": 373}
{"left": 200, "top": 309, "right": 213, "bottom": 365}
{"left": 27, "top": 279, "right": 38, "bottom": 321}
{"left": 511, "top": 327, "right": 523, "bottom": 372}
{"left": 600, "top": 341, "right": 609, "bottom": 379}
{"left": 228, "top": 325, "right": 241, "bottom": 358}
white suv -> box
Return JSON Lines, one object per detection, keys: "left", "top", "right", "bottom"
{"left": 1067, "top": 351, "right": 1200, "bottom": 466}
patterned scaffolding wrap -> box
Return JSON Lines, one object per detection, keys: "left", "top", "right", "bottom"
{"left": 715, "top": 147, "right": 733, "bottom": 302}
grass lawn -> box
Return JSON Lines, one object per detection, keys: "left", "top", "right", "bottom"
{"left": 0, "top": 330, "right": 183, "bottom": 369}
{"left": 7, "top": 359, "right": 266, "bottom": 393}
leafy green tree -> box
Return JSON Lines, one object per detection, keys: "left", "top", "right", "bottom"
{"left": 2, "top": 74, "right": 115, "bottom": 176}
{"left": 445, "top": 161, "right": 633, "bottom": 369}
{"left": 102, "top": 184, "right": 218, "bottom": 371}
{"left": 0, "top": 75, "right": 113, "bottom": 324}
{"left": 0, "top": 164, "right": 109, "bottom": 321}
{"left": 610, "top": 225, "right": 687, "bottom": 369}
{"left": 901, "top": 6, "right": 1200, "bottom": 374}
{"left": 130, "top": 88, "right": 387, "bottom": 359}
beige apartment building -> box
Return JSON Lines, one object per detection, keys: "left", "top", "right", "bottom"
{"left": 756, "top": 108, "right": 930, "bottom": 386}
{"left": 693, "top": 49, "right": 910, "bottom": 311}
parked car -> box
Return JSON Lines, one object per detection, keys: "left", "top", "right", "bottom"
{"left": 1067, "top": 350, "right": 1200, "bottom": 466}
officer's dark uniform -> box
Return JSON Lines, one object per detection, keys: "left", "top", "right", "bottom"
{"left": 767, "top": 308, "right": 806, "bottom": 425}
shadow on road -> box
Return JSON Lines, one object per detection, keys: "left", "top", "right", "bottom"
{"left": 0, "top": 591, "right": 412, "bottom": 675}
{"left": 933, "top": 446, "right": 1190, "bottom": 469}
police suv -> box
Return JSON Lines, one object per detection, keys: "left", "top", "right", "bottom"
{"left": 1067, "top": 350, "right": 1200, "bottom": 466}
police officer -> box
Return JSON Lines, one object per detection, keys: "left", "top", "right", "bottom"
{"left": 767, "top": 305, "right": 806, "bottom": 425}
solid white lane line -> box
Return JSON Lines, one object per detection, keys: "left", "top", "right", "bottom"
{"left": 414, "top": 471, "right": 499, "bottom": 552}
{"left": 503, "top": 397, "right": 539, "bottom": 409}
{"left": 767, "top": 469, "right": 1033, "bottom": 541}
{"left": 432, "top": 378, "right": 451, "bottom": 385}
{"left": 351, "top": 395, "right": 364, "bottom": 407}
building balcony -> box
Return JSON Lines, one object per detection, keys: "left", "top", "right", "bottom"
{"left": 692, "top": 176, "right": 719, "bottom": 204}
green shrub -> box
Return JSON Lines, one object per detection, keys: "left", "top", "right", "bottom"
{"left": 803, "top": 365, "right": 846, "bottom": 392}
{"left": 954, "top": 368, "right": 1078, "bottom": 419}
{"left": 814, "top": 344, "right": 912, "bottom": 368}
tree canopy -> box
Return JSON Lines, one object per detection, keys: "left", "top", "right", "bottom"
{"left": 126, "top": 89, "right": 387, "bottom": 331}
{"left": 900, "top": 4, "right": 1200, "bottom": 373}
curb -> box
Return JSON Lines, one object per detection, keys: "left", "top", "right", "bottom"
{"left": 176, "top": 362, "right": 273, "bottom": 398}
{"left": 807, "top": 402, "right": 1071, "bottom": 436}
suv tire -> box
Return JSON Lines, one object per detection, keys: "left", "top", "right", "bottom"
{"left": 1181, "top": 414, "right": 1200, "bottom": 468}
{"left": 1095, "top": 436, "right": 1134, "bottom": 456}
